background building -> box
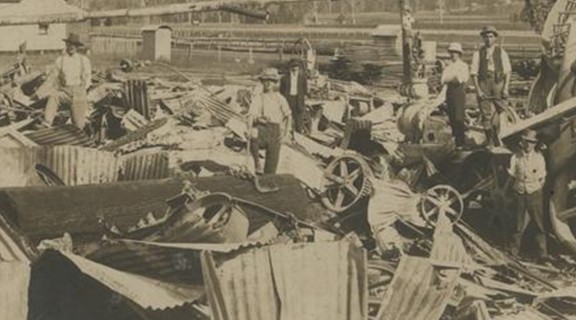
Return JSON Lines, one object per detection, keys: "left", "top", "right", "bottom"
{"left": 0, "top": 0, "right": 84, "bottom": 52}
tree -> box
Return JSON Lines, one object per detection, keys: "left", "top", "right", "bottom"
{"left": 520, "top": 0, "right": 557, "bottom": 33}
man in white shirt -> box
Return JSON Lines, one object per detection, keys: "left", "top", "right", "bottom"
{"left": 507, "top": 129, "right": 548, "bottom": 260}
{"left": 441, "top": 42, "right": 469, "bottom": 149}
{"left": 44, "top": 33, "right": 92, "bottom": 129}
{"left": 470, "top": 26, "right": 512, "bottom": 147}
{"left": 249, "top": 68, "right": 293, "bottom": 174}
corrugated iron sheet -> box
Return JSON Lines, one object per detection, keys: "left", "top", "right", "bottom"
{"left": 0, "top": 213, "right": 36, "bottom": 263}
{"left": 25, "top": 124, "right": 91, "bottom": 146}
{"left": 202, "top": 241, "right": 367, "bottom": 320}
{"left": 455, "top": 223, "right": 511, "bottom": 266}
{"left": 376, "top": 256, "right": 460, "bottom": 320}
{"left": 87, "top": 213, "right": 226, "bottom": 284}
{"left": 119, "top": 151, "right": 171, "bottom": 181}
{"left": 493, "top": 309, "right": 553, "bottom": 320}
{"left": 61, "top": 251, "right": 204, "bottom": 310}
{"left": 0, "top": 146, "right": 119, "bottom": 187}
{"left": 0, "top": 262, "right": 30, "bottom": 320}
{"left": 430, "top": 213, "right": 479, "bottom": 269}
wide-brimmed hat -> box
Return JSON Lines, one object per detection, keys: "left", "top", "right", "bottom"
{"left": 521, "top": 129, "right": 538, "bottom": 142}
{"left": 258, "top": 68, "right": 280, "bottom": 81}
{"left": 480, "top": 25, "right": 499, "bottom": 37}
{"left": 447, "top": 42, "right": 463, "bottom": 54}
{"left": 63, "top": 33, "right": 84, "bottom": 47}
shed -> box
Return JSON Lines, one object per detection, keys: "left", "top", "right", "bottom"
{"left": 141, "top": 25, "right": 172, "bottom": 62}
{"left": 371, "top": 24, "right": 402, "bottom": 57}
{"left": 0, "top": 0, "right": 84, "bottom": 52}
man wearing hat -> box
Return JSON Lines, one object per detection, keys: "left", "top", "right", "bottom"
{"left": 248, "top": 67, "right": 293, "bottom": 174}
{"left": 44, "top": 33, "right": 92, "bottom": 129}
{"left": 507, "top": 129, "right": 548, "bottom": 260}
{"left": 441, "top": 42, "right": 469, "bottom": 149}
{"left": 470, "top": 26, "right": 512, "bottom": 147}
{"left": 280, "top": 58, "right": 308, "bottom": 134}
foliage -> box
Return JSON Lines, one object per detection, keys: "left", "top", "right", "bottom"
{"left": 520, "top": 0, "right": 557, "bottom": 33}
{"left": 513, "top": 58, "right": 541, "bottom": 79}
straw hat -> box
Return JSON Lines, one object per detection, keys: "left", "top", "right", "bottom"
{"left": 447, "top": 42, "right": 463, "bottom": 54}
{"left": 258, "top": 68, "right": 280, "bottom": 81}
{"left": 521, "top": 129, "right": 538, "bottom": 143}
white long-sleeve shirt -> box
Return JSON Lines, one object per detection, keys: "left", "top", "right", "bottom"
{"left": 54, "top": 53, "right": 92, "bottom": 91}
{"left": 441, "top": 59, "right": 470, "bottom": 85}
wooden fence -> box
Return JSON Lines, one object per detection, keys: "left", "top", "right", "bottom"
{"left": 90, "top": 35, "right": 141, "bottom": 57}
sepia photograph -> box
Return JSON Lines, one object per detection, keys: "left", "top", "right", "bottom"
{"left": 1, "top": 0, "right": 576, "bottom": 319}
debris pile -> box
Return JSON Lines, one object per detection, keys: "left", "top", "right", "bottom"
{"left": 1, "top": 58, "right": 576, "bottom": 320}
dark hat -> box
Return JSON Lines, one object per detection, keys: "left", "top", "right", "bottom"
{"left": 63, "top": 33, "right": 84, "bottom": 47}
{"left": 288, "top": 58, "right": 301, "bottom": 67}
{"left": 521, "top": 129, "right": 538, "bottom": 143}
{"left": 480, "top": 25, "right": 498, "bottom": 37}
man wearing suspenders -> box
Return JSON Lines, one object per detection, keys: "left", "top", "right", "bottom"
{"left": 248, "top": 68, "right": 293, "bottom": 174}
{"left": 507, "top": 129, "right": 548, "bottom": 261}
{"left": 44, "top": 33, "right": 92, "bottom": 129}
{"left": 470, "top": 26, "right": 512, "bottom": 147}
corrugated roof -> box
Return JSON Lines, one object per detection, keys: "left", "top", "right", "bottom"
{"left": 375, "top": 256, "right": 460, "bottom": 320}
{"left": 0, "top": 0, "right": 85, "bottom": 22}
{"left": 25, "top": 124, "right": 91, "bottom": 146}
{"left": 61, "top": 251, "right": 204, "bottom": 310}
{"left": 202, "top": 241, "right": 368, "bottom": 320}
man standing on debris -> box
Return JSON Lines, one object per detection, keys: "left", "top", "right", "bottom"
{"left": 470, "top": 26, "right": 511, "bottom": 147}
{"left": 441, "top": 42, "right": 469, "bottom": 150}
{"left": 249, "top": 68, "right": 293, "bottom": 174}
{"left": 507, "top": 129, "right": 548, "bottom": 261}
{"left": 44, "top": 33, "right": 92, "bottom": 129}
{"left": 280, "top": 58, "right": 308, "bottom": 134}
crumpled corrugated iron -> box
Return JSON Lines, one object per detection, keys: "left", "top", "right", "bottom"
{"left": 24, "top": 124, "right": 91, "bottom": 146}
{"left": 430, "top": 213, "right": 479, "bottom": 270}
{"left": 61, "top": 251, "right": 204, "bottom": 310}
{"left": 375, "top": 256, "right": 461, "bottom": 320}
{"left": 0, "top": 213, "right": 36, "bottom": 263}
{"left": 0, "top": 146, "right": 119, "bottom": 188}
{"left": 202, "top": 241, "right": 367, "bottom": 320}
{"left": 493, "top": 309, "right": 554, "bottom": 320}
{"left": 119, "top": 151, "right": 171, "bottom": 181}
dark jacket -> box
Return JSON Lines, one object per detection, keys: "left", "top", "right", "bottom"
{"left": 280, "top": 70, "right": 307, "bottom": 109}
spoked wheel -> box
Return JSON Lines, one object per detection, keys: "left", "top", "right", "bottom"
{"left": 35, "top": 164, "right": 65, "bottom": 186}
{"left": 420, "top": 185, "right": 464, "bottom": 226}
{"left": 321, "top": 155, "right": 373, "bottom": 213}
{"left": 457, "top": 151, "right": 514, "bottom": 214}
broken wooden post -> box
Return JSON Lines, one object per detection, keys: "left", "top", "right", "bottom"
{"left": 399, "top": 0, "right": 413, "bottom": 87}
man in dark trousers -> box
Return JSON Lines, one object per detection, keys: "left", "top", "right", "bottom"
{"left": 249, "top": 68, "right": 293, "bottom": 175}
{"left": 470, "top": 25, "right": 512, "bottom": 147}
{"left": 506, "top": 129, "right": 548, "bottom": 261}
{"left": 280, "top": 58, "right": 308, "bottom": 134}
{"left": 441, "top": 42, "right": 469, "bottom": 150}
